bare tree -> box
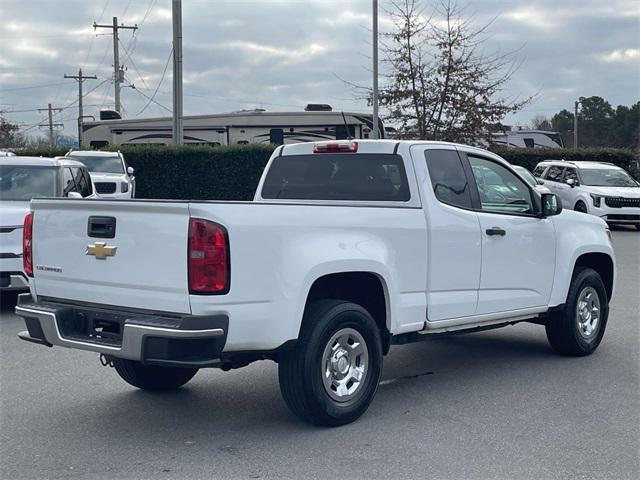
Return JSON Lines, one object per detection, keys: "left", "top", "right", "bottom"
{"left": 0, "top": 112, "right": 22, "bottom": 148}
{"left": 530, "top": 114, "right": 553, "bottom": 131}
{"left": 376, "top": 0, "right": 531, "bottom": 142}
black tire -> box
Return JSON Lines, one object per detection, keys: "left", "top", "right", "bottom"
{"left": 278, "top": 300, "right": 383, "bottom": 426}
{"left": 112, "top": 358, "right": 198, "bottom": 391}
{"left": 545, "top": 267, "right": 609, "bottom": 356}
{"left": 574, "top": 201, "right": 588, "bottom": 213}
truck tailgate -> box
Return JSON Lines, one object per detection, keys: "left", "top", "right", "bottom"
{"left": 30, "top": 199, "right": 191, "bottom": 314}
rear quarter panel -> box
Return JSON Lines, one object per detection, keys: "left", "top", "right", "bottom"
{"left": 187, "top": 202, "right": 427, "bottom": 351}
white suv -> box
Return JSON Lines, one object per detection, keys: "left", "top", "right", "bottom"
{"left": 533, "top": 160, "right": 640, "bottom": 230}
{"left": 66, "top": 150, "right": 135, "bottom": 199}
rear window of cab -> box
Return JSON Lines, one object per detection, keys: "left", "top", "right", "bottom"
{"left": 261, "top": 154, "right": 410, "bottom": 201}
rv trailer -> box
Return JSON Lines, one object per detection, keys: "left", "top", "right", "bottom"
{"left": 82, "top": 107, "right": 384, "bottom": 148}
{"left": 489, "top": 129, "right": 564, "bottom": 148}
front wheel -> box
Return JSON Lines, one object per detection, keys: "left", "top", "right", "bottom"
{"left": 278, "top": 300, "right": 383, "bottom": 426}
{"left": 545, "top": 267, "right": 609, "bottom": 356}
{"left": 112, "top": 358, "right": 199, "bottom": 391}
{"left": 574, "top": 201, "right": 588, "bottom": 213}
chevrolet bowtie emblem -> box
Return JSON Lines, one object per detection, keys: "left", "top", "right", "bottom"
{"left": 86, "top": 242, "right": 117, "bottom": 260}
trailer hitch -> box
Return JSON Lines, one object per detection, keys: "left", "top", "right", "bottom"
{"left": 99, "top": 353, "right": 114, "bottom": 368}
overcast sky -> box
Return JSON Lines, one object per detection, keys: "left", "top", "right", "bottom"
{"left": 1, "top": 0, "right": 638, "bottom": 140}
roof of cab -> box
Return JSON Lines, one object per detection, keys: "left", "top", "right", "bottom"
{"left": 279, "top": 139, "right": 509, "bottom": 165}
{"left": 66, "top": 150, "right": 121, "bottom": 158}
{"left": 0, "top": 156, "right": 87, "bottom": 168}
{"left": 537, "top": 159, "right": 621, "bottom": 170}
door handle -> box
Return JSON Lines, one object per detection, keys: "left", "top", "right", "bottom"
{"left": 486, "top": 227, "right": 506, "bottom": 236}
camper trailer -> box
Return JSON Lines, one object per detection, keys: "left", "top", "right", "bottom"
{"left": 490, "top": 129, "right": 564, "bottom": 148}
{"left": 82, "top": 106, "right": 384, "bottom": 148}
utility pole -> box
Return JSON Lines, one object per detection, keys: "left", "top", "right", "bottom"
{"left": 64, "top": 69, "right": 97, "bottom": 146}
{"left": 573, "top": 100, "right": 579, "bottom": 148}
{"left": 38, "top": 103, "right": 63, "bottom": 147}
{"left": 172, "top": 0, "right": 184, "bottom": 145}
{"left": 372, "top": 0, "right": 380, "bottom": 139}
{"left": 93, "top": 17, "right": 138, "bottom": 115}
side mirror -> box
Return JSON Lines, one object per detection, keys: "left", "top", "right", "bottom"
{"left": 67, "top": 191, "right": 83, "bottom": 199}
{"left": 127, "top": 166, "right": 135, "bottom": 175}
{"left": 541, "top": 193, "right": 562, "bottom": 217}
{"left": 536, "top": 178, "right": 545, "bottom": 185}
{"left": 565, "top": 178, "right": 577, "bottom": 188}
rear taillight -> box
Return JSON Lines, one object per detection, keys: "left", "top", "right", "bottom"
{"left": 313, "top": 141, "right": 358, "bottom": 153}
{"left": 23, "top": 213, "right": 33, "bottom": 277}
{"left": 188, "top": 218, "right": 229, "bottom": 294}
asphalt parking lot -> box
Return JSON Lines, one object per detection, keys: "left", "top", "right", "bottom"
{"left": 1, "top": 229, "right": 638, "bottom": 480}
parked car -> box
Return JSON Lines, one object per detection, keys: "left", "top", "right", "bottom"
{"left": 534, "top": 160, "right": 640, "bottom": 230}
{"left": 65, "top": 150, "right": 135, "bottom": 199}
{"left": 15, "top": 140, "right": 615, "bottom": 426}
{"left": 0, "top": 156, "right": 96, "bottom": 290}
{"left": 512, "top": 165, "right": 550, "bottom": 193}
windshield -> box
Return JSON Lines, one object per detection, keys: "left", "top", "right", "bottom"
{"left": 70, "top": 155, "right": 124, "bottom": 174}
{"left": 513, "top": 166, "right": 537, "bottom": 187}
{"left": 0, "top": 165, "right": 58, "bottom": 200}
{"left": 580, "top": 168, "right": 638, "bottom": 187}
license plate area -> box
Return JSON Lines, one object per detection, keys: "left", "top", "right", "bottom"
{"left": 56, "top": 306, "right": 127, "bottom": 346}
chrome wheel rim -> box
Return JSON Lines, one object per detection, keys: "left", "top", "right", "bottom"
{"left": 321, "top": 328, "right": 369, "bottom": 402}
{"left": 576, "top": 286, "right": 600, "bottom": 338}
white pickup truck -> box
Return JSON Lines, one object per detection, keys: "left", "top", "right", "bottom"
{"left": 16, "top": 140, "right": 616, "bottom": 426}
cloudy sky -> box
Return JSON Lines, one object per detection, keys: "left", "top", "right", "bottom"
{"left": 1, "top": 0, "right": 638, "bottom": 140}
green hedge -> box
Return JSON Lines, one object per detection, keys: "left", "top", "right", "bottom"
{"left": 490, "top": 147, "right": 640, "bottom": 180}
{"left": 15, "top": 144, "right": 277, "bottom": 200}
{"left": 11, "top": 144, "right": 639, "bottom": 200}
{"left": 119, "top": 144, "right": 276, "bottom": 200}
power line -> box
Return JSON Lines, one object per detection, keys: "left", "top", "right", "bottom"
{"left": 82, "top": 0, "right": 111, "bottom": 70}
{"left": 3, "top": 104, "right": 111, "bottom": 115}
{"left": 1, "top": 82, "right": 68, "bottom": 93}
{"left": 127, "top": 76, "right": 172, "bottom": 114}
{"left": 63, "top": 70, "right": 99, "bottom": 144}
{"left": 122, "top": 0, "right": 157, "bottom": 65}
{"left": 132, "top": 48, "right": 172, "bottom": 116}
{"left": 93, "top": 17, "right": 138, "bottom": 114}
{"left": 37, "top": 104, "right": 64, "bottom": 147}
{"left": 119, "top": 38, "right": 150, "bottom": 90}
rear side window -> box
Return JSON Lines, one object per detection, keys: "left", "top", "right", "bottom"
{"left": 424, "top": 149, "right": 473, "bottom": 209}
{"left": 73, "top": 167, "right": 93, "bottom": 197}
{"left": 564, "top": 168, "right": 578, "bottom": 183}
{"left": 533, "top": 165, "right": 547, "bottom": 177}
{"left": 261, "top": 154, "right": 410, "bottom": 201}
{"left": 546, "top": 166, "right": 564, "bottom": 182}
{"left": 62, "top": 167, "right": 77, "bottom": 195}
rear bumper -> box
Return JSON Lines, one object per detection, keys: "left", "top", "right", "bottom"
{"left": 15, "top": 294, "right": 228, "bottom": 368}
{"left": 1, "top": 254, "right": 28, "bottom": 290}
{"left": 0, "top": 268, "right": 29, "bottom": 291}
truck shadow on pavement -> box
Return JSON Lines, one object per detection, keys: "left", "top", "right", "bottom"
{"left": 44, "top": 325, "right": 558, "bottom": 439}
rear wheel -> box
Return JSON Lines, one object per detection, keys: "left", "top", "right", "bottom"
{"left": 574, "top": 200, "right": 588, "bottom": 213}
{"left": 278, "top": 300, "right": 383, "bottom": 426}
{"left": 112, "top": 358, "right": 198, "bottom": 390}
{"left": 545, "top": 267, "right": 608, "bottom": 356}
